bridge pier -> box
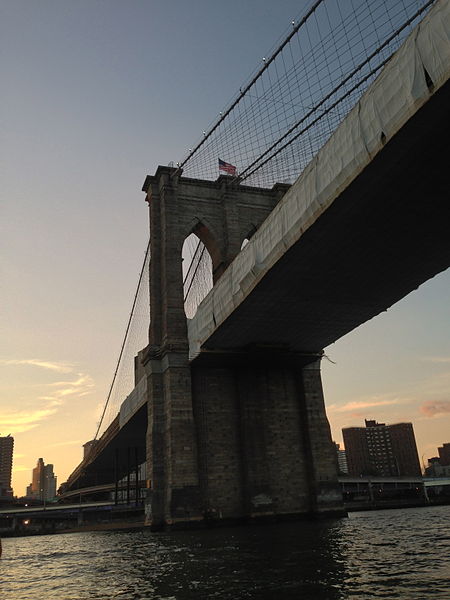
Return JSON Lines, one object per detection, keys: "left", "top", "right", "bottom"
{"left": 143, "top": 347, "right": 202, "bottom": 529}
{"left": 142, "top": 166, "right": 343, "bottom": 529}
{"left": 144, "top": 348, "right": 344, "bottom": 529}
{"left": 191, "top": 350, "right": 344, "bottom": 523}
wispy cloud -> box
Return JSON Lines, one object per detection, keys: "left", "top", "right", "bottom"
{"left": 0, "top": 407, "right": 59, "bottom": 434}
{"left": 421, "top": 356, "right": 450, "bottom": 364}
{"left": 48, "top": 374, "right": 93, "bottom": 388}
{"left": 419, "top": 400, "right": 450, "bottom": 418}
{"left": 0, "top": 360, "right": 95, "bottom": 433}
{"left": 44, "top": 374, "right": 95, "bottom": 401}
{"left": 0, "top": 359, "right": 74, "bottom": 373}
{"left": 328, "top": 397, "right": 403, "bottom": 413}
{"left": 13, "top": 465, "right": 32, "bottom": 473}
{"left": 47, "top": 439, "right": 82, "bottom": 448}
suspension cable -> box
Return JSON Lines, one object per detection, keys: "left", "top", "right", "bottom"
{"left": 184, "top": 245, "right": 206, "bottom": 302}
{"left": 183, "top": 237, "right": 203, "bottom": 286}
{"left": 94, "top": 239, "right": 151, "bottom": 441}
{"left": 242, "top": 55, "right": 392, "bottom": 182}
{"left": 238, "top": 0, "right": 435, "bottom": 182}
{"left": 172, "top": 0, "right": 324, "bottom": 177}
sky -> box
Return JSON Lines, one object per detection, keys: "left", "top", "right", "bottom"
{"left": 1, "top": 0, "right": 449, "bottom": 497}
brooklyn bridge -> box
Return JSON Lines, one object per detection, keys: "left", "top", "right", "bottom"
{"left": 59, "top": 0, "right": 450, "bottom": 529}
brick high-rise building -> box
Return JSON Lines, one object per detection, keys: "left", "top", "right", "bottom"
{"left": 438, "top": 443, "right": 450, "bottom": 466}
{"left": 0, "top": 435, "right": 14, "bottom": 498}
{"left": 342, "top": 420, "right": 421, "bottom": 477}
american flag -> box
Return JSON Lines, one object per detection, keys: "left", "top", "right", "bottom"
{"left": 218, "top": 158, "right": 237, "bottom": 175}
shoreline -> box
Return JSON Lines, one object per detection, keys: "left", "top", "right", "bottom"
{"left": 2, "top": 500, "right": 450, "bottom": 538}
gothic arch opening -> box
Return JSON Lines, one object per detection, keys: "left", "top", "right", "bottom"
{"left": 182, "top": 233, "right": 213, "bottom": 319}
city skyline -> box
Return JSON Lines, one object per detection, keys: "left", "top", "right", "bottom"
{"left": 2, "top": 0, "right": 449, "bottom": 496}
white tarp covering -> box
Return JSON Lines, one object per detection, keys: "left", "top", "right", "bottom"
{"left": 188, "top": 0, "right": 450, "bottom": 360}
{"left": 119, "top": 376, "right": 147, "bottom": 428}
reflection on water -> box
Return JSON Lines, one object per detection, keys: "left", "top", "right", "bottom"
{"left": 0, "top": 505, "right": 449, "bottom": 599}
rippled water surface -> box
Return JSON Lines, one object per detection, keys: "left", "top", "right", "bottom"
{"left": 1, "top": 505, "right": 449, "bottom": 599}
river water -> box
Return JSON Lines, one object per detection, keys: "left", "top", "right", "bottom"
{"left": 1, "top": 505, "right": 449, "bottom": 600}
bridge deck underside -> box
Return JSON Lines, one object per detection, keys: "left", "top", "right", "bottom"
{"left": 201, "top": 80, "right": 450, "bottom": 354}
{"left": 67, "top": 404, "right": 147, "bottom": 491}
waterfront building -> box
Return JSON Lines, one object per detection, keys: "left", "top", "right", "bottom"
{"left": 27, "top": 458, "right": 57, "bottom": 501}
{"left": 425, "top": 443, "right": 450, "bottom": 477}
{"left": 0, "top": 435, "right": 14, "bottom": 499}
{"left": 425, "top": 456, "right": 450, "bottom": 477}
{"left": 342, "top": 420, "right": 421, "bottom": 477}
{"left": 334, "top": 442, "right": 348, "bottom": 474}
{"left": 438, "top": 443, "right": 450, "bottom": 466}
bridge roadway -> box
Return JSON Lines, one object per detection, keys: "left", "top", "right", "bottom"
{"left": 65, "top": 1, "right": 450, "bottom": 505}
{"left": 64, "top": 403, "right": 147, "bottom": 491}
{"left": 188, "top": 0, "right": 450, "bottom": 358}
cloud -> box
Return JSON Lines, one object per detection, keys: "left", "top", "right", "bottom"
{"left": 0, "top": 359, "right": 74, "bottom": 373}
{"left": 421, "top": 356, "right": 450, "bottom": 364}
{"left": 0, "top": 363, "right": 95, "bottom": 433}
{"left": 47, "top": 440, "right": 82, "bottom": 448}
{"left": 419, "top": 400, "right": 450, "bottom": 418}
{"left": 12, "top": 465, "right": 31, "bottom": 473}
{"left": 48, "top": 374, "right": 93, "bottom": 388}
{"left": 328, "top": 398, "right": 402, "bottom": 413}
{"left": 36, "top": 374, "right": 95, "bottom": 404}
{"left": 0, "top": 407, "right": 59, "bottom": 434}
{"left": 0, "top": 408, "right": 57, "bottom": 425}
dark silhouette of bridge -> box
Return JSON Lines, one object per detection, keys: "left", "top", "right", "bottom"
{"left": 63, "top": 0, "right": 450, "bottom": 529}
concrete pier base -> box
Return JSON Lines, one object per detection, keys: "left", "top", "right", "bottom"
{"left": 191, "top": 350, "right": 344, "bottom": 524}
{"left": 145, "top": 350, "right": 344, "bottom": 530}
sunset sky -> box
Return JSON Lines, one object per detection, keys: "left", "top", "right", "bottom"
{"left": 2, "top": 0, "right": 449, "bottom": 496}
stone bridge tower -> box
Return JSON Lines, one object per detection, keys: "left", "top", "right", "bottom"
{"left": 141, "top": 166, "right": 343, "bottom": 529}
